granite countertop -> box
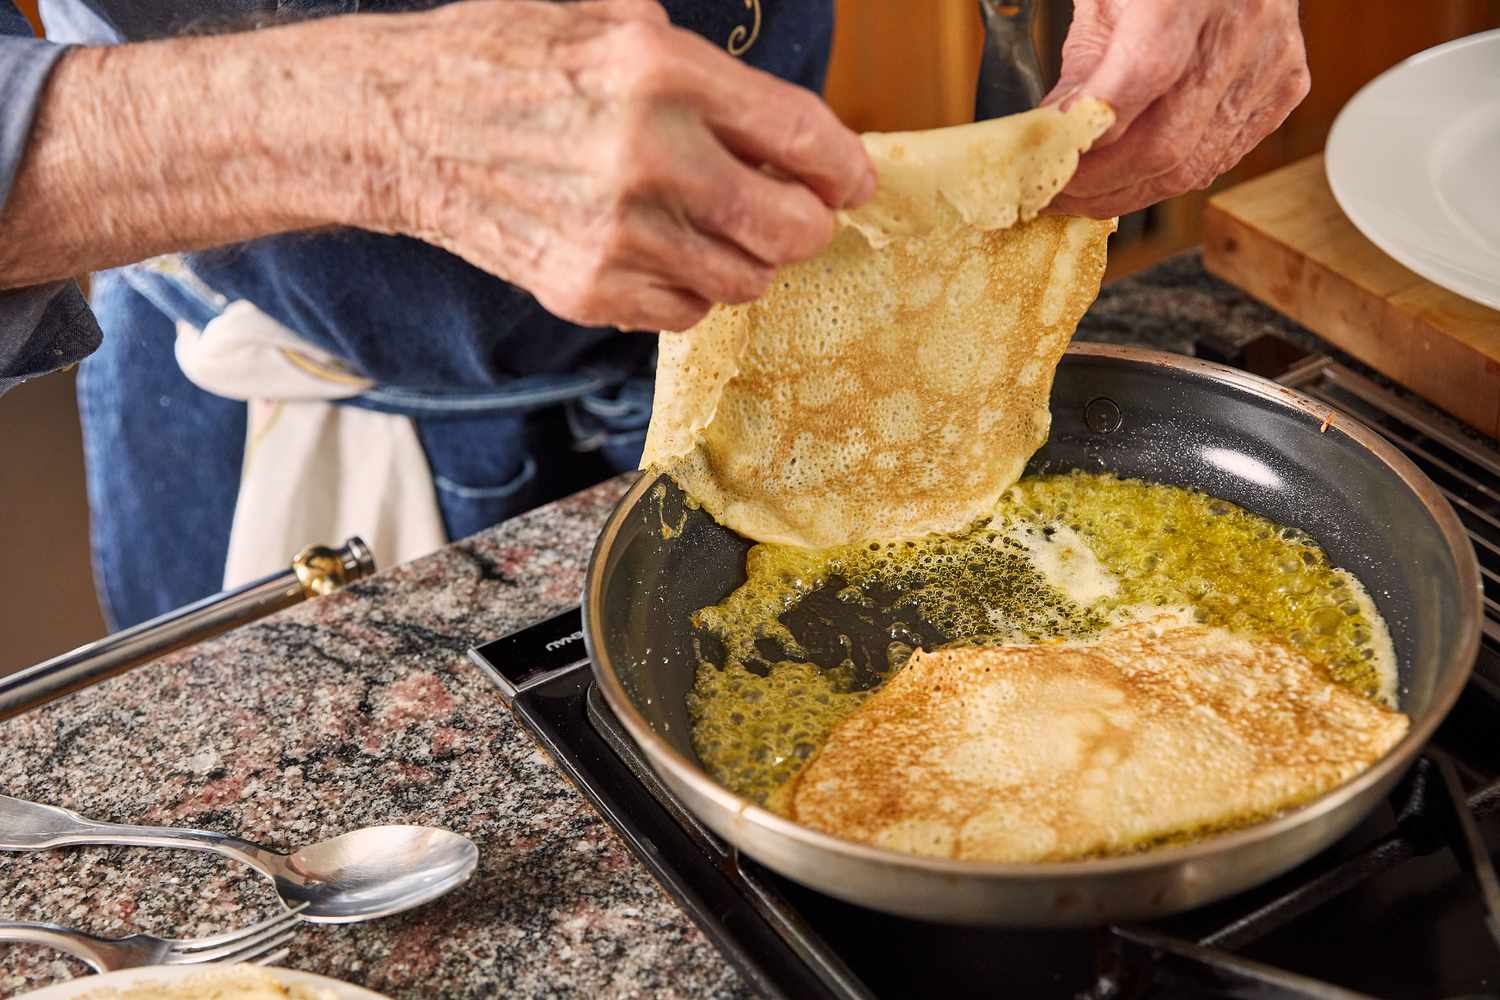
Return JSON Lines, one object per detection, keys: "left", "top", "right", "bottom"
{"left": 0, "top": 253, "right": 1322, "bottom": 998}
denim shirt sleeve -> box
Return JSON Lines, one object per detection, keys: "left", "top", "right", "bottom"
{"left": 0, "top": 1, "right": 100, "bottom": 395}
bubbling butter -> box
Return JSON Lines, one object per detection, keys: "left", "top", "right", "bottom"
{"left": 686, "top": 471, "right": 1399, "bottom": 807}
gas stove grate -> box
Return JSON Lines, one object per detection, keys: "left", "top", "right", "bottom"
{"left": 1102, "top": 751, "right": 1500, "bottom": 1000}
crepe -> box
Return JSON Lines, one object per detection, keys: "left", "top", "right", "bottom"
{"left": 77, "top": 966, "right": 337, "bottom": 1000}
{"left": 839, "top": 97, "right": 1115, "bottom": 246}
{"left": 641, "top": 100, "right": 1117, "bottom": 549}
{"left": 773, "top": 612, "right": 1409, "bottom": 863}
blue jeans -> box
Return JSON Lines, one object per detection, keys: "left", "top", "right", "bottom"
{"left": 78, "top": 268, "right": 651, "bottom": 630}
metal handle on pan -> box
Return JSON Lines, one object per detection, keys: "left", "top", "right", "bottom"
{"left": 0, "top": 537, "right": 375, "bottom": 722}
{"left": 976, "top": 0, "right": 1045, "bottom": 120}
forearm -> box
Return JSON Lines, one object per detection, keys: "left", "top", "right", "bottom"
{"left": 0, "top": 0, "right": 873, "bottom": 332}
{"left": 0, "top": 18, "right": 380, "bottom": 288}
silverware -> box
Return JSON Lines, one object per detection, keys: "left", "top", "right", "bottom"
{"left": 0, "top": 904, "right": 305, "bottom": 973}
{"left": 0, "top": 796, "right": 479, "bottom": 923}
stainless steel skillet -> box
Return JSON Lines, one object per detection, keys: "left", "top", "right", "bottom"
{"left": 581, "top": 343, "right": 1482, "bottom": 926}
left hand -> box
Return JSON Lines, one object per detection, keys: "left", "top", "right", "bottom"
{"left": 1043, "top": 0, "right": 1310, "bottom": 218}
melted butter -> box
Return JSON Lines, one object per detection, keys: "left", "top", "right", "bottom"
{"left": 1006, "top": 521, "right": 1119, "bottom": 606}
{"left": 1001, "top": 473, "right": 1397, "bottom": 705}
{"left": 686, "top": 658, "right": 873, "bottom": 803}
{"left": 687, "top": 471, "right": 1399, "bottom": 806}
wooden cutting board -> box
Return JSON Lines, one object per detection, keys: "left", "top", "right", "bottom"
{"left": 1202, "top": 154, "right": 1500, "bottom": 439}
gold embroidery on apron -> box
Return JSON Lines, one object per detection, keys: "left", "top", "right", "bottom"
{"left": 279, "top": 347, "right": 371, "bottom": 387}
{"left": 727, "top": 0, "right": 761, "bottom": 55}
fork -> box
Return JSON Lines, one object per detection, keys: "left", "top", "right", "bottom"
{"left": 0, "top": 902, "right": 305, "bottom": 973}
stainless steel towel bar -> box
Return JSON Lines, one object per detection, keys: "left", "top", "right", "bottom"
{"left": 0, "top": 538, "right": 374, "bottom": 722}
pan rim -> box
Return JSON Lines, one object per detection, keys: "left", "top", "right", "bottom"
{"left": 584, "top": 342, "right": 1482, "bottom": 881}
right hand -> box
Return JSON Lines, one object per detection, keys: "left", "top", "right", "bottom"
{"left": 352, "top": 0, "right": 875, "bottom": 331}
{"left": 1043, "top": 0, "right": 1309, "bottom": 219}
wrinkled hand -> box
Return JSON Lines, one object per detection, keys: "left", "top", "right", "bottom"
{"left": 356, "top": 0, "right": 873, "bottom": 331}
{"left": 1044, "top": 0, "right": 1310, "bottom": 218}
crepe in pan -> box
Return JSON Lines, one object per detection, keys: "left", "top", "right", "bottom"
{"left": 772, "top": 611, "right": 1409, "bottom": 863}
{"left": 640, "top": 100, "right": 1117, "bottom": 549}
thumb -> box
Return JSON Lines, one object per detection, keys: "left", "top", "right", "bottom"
{"left": 1040, "top": 78, "right": 1084, "bottom": 110}
{"left": 1072, "top": 2, "right": 1207, "bottom": 142}
{"left": 1042, "top": 5, "right": 1108, "bottom": 110}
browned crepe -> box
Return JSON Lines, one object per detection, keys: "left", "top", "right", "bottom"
{"left": 774, "top": 612, "right": 1409, "bottom": 863}
{"left": 641, "top": 100, "right": 1117, "bottom": 549}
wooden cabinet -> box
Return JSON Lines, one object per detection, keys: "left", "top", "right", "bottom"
{"left": 14, "top": 0, "right": 40, "bottom": 33}
{"left": 825, "top": 1, "right": 986, "bottom": 132}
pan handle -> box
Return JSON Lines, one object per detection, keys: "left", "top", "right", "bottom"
{"left": 976, "top": 0, "right": 1045, "bottom": 120}
{"left": 0, "top": 538, "right": 374, "bottom": 722}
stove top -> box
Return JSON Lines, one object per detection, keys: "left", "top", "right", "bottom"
{"left": 469, "top": 337, "right": 1500, "bottom": 1000}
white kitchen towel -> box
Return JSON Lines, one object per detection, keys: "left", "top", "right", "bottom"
{"left": 174, "top": 299, "right": 446, "bottom": 589}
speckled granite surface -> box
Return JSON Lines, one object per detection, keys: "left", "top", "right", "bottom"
{"left": 0, "top": 253, "right": 1351, "bottom": 998}
{"left": 0, "top": 480, "right": 752, "bottom": 999}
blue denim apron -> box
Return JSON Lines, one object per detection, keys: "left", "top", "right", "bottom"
{"left": 78, "top": 0, "right": 834, "bottom": 628}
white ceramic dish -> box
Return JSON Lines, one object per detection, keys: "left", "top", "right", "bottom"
{"left": 1326, "top": 29, "right": 1500, "bottom": 310}
{"left": 13, "top": 965, "right": 391, "bottom": 1000}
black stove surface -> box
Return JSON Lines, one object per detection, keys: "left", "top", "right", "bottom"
{"left": 468, "top": 335, "right": 1500, "bottom": 1000}
{"left": 471, "top": 613, "right": 1500, "bottom": 1000}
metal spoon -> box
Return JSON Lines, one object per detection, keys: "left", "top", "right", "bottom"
{"left": 0, "top": 794, "right": 478, "bottom": 923}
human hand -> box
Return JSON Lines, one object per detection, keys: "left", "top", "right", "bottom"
{"left": 1043, "top": 0, "right": 1310, "bottom": 218}
{"left": 355, "top": 0, "right": 873, "bottom": 331}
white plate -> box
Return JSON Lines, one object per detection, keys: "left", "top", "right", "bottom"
{"left": 14, "top": 965, "right": 391, "bottom": 1000}
{"left": 1326, "top": 29, "right": 1500, "bottom": 310}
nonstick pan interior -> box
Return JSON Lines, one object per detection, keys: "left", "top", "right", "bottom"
{"left": 592, "top": 348, "right": 1474, "bottom": 764}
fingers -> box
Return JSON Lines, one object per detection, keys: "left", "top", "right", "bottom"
{"left": 1063, "top": 59, "right": 1231, "bottom": 200}
{"left": 1046, "top": 0, "right": 1310, "bottom": 217}
{"left": 1070, "top": 0, "right": 1210, "bottom": 143}
{"left": 540, "top": 165, "right": 832, "bottom": 330}
{"left": 600, "top": 132, "right": 830, "bottom": 313}
{"left": 673, "top": 134, "right": 836, "bottom": 266}
{"left": 1040, "top": 0, "right": 1115, "bottom": 110}
{"left": 602, "top": 108, "right": 836, "bottom": 270}
{"left": 630, "top": 201, "right": 778, "bottom": 304}
{"left": 1053, "top": 111, "right": 1240, "bottom": 219}
{"left": 604, "top": 280, "right": 713, "bottom": 333}
{"left": 645, "top": 29, "right": 875, "bottom": 210}
{"left": 1048, "top": 173, "right": 1179, "bottom": 220}
{"left": 486, "top": 174, "right": 776, "bottom": 331}
{"left": 1051, "top": 89, "right": 1290, "bottom": 219}
{"left": 410, "top": 2, "right": 869, "bottom": 332}
{"left": 526, "top": 243, "right": 715, "bottom": 331}
{"left": 700, "top": 72, "right": 876, "bottom": 211}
